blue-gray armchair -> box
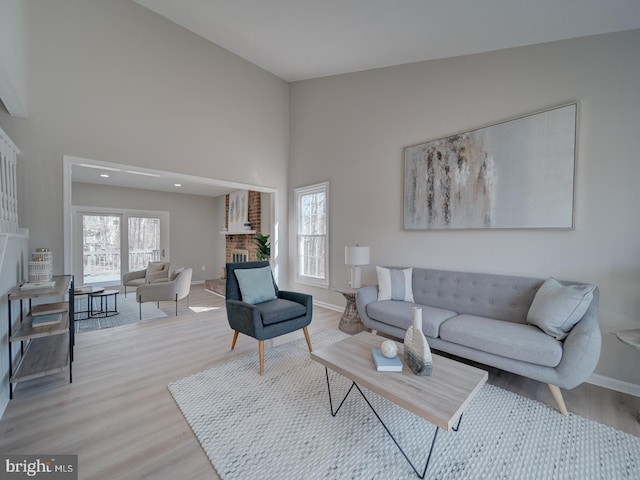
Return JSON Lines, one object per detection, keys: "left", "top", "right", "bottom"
{"left": 226, "top": 261, "right": 313, "bottom": 375}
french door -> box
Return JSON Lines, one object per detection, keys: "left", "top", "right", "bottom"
{"left": 74, "top": 208, "right": 170, "bottom": 286}
{"left": 82, "top": 214, "right": 122, "bottom": 285}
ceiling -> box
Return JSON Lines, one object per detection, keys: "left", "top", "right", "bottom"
{"left": 133, "top": 0, "right": 640, "bottom": 82}
{"left": 76, "top": 0, "right": 640, "bottom": 195}
{"left": 71, "top": 162, "right": 240, "bottom": 198}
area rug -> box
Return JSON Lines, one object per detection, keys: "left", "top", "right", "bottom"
{"left": 75, "top": 292, "right": 167, "bottom": 333}
{"left": 168, "top": 330, "right": 640, "bottom": 479}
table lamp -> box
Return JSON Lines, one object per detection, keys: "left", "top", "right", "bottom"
{"left": 345, "top": 245, "right": 370, "bottom": 289}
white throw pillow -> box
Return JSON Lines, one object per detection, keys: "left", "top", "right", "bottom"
{"left": 527, "top": 277, "right": 595, "bottom": 340}
{"left": 376, "top": 267, "right": 414, "bottom": 302}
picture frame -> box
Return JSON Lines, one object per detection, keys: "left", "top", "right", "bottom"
{"left": 228, "top": 189, "right": 248, "bottom": 231}
{"left": 403, "top": 103, "right": 577, "bottom": 230}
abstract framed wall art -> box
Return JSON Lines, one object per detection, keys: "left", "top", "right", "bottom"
{"left": 403, "top": 103, "right": 577, "bottom": 230}
{"left": 228, "top": 189, "right": 248, "bottom": 231}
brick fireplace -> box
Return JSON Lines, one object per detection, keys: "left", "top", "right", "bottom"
{"left": 224, "top": 190, "right": 262, "bottom": 263}
{"left": 206, "top": 190, "right": 264, "bottom": 296}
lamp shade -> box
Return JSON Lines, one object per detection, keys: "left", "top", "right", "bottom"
{"left": 345, "top": 246, "right": 370, "bottom": 266}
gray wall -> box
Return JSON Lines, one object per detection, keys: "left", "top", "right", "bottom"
{"left": 72, "top": 182, "right": 219, "bottom": 282}
{"left": 0, "top": 0, "right": 290, "bottom": 284}
{"left": 0, "top": 0, "right": 28, "bottom": 116}
{"left": 289, "top": 29, "right": 640, "bottom": 386}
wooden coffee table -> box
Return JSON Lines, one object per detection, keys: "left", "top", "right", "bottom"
{"left": 311, "top": 331, "right": 488, "bottom": 478}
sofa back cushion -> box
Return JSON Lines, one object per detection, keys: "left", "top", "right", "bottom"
{"left": 408, "top": 268, "right": 543, "bottom": 324}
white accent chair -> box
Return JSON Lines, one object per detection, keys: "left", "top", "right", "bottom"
{"left": 136, "top": 268, "right": 193, "bottom": 318}
{"left": 122, "top": 261, "right": 170, "bottom": 297}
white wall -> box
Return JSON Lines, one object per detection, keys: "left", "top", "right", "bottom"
{"left": 290, "top": 29, "right": 640, "bottom": 386}
{"left": 0, "top": 0, "right": 290, "bottom": 284}
{"left": 72, "top": 182, "right": 219, "bottom": 282}
{"left": 0, "top": 0, "right": 28, "bottom": 116}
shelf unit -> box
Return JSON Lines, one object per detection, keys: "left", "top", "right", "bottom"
{"left": 7, "top": 275, "right": 75, "bottom": 399}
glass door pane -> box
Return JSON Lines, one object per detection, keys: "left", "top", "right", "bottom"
{"left": 128, "top": 216, "right": 161, "bottom": 272}
{"left": 82, "top": 214, "right": 121, "bottom": 285}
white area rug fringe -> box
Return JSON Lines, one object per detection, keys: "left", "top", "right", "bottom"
{"left": 168, "top": 330, "right": 640, "bottom": 479}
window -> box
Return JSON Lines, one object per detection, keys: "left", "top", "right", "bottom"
{"left": 74, "top": 207, "right": 169, "bottom": 287}
{"left": 82, "top": 214, "right": 121, "bottom": 285}
{"left": 295, "top": 182, "right": 329, "bottom": 287}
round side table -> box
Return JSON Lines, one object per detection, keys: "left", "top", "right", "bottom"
{"left": 89, "top": 289, "right": 119, "bottom": 318}
{"left": 74, "top": 286, "right": 105, "bottom": 320}
{"left": 334, "top": 285, "right": 366, "bottom": 334}
{"left": 615, "top": 329, "right": 640, "bottom": 423}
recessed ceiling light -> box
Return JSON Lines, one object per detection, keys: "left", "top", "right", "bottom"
{"left": 100, "top": 174, "right": 110, "bottom": 178}
{"left": 174, "top": 183, "right": 182, "bottom": 187}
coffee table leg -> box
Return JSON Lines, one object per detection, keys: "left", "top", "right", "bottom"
{"left": 324, "top": 367, "right": 357, "bottom": 416}
{"left": 323, "top": 367, "right": 461, "bottom": 479}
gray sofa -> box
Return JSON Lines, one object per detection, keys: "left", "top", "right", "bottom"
{"left": 356, "top": 267, "right": 601, "bottom": 415}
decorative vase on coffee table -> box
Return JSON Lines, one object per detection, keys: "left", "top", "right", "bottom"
{"left": 404, "top": 307, "right": 433, "bottom": 375}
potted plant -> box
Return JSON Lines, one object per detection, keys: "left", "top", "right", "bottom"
{"left": 253, "top": 233, "right": 271, "bottom": 261}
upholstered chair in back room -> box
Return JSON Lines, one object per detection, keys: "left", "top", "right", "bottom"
{"left": 122, "top": 261, "right": 170, "bottom": 297}
{"left": 225, "top": 261, "right": 313, "bottom": 375}
{"left": 136, "top": 267, "right": 193, "bottom": 318}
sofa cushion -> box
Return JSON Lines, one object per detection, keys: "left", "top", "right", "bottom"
{"left": 440, "top": 314, "right": 563, "bottom": 367}
{"left": 234, "top": 266, "right": 277, "bottom": 305}
{"left": 526, "top": 278, "right": 595, "bottom": 340}
{"left": 257, "top": 298, "right": 307, "bottom": 326}
{"left": 376, "top": 267, "right": 414, "bottom": 302}
{"left": 366, "top": 301, "right": 456, "bottom": 338}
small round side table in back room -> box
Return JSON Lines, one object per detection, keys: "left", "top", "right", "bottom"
{"left": 333, "top": 285, "right": 366, "bottom": 334}
{"left": 615, "top": 329, "right": 640, "bottom": 423}
{"left": 88, "top": 289, "right": 119, "bottom": 318}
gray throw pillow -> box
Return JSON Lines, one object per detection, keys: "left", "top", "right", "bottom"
{"left": 376, "top": 266, "right": 414, "bottom": 302}
{"left": 234, "top": 266, "right": 277, "bottom": 305}
{"left": 527, "top": 277, "right": 595, "bottom": 340}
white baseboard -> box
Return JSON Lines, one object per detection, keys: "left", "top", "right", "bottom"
{"left": 587, "top": 373, "right": 640, "bottom": 397}
{"left": 313, "top": 300, "right": 342, "bottom": 313}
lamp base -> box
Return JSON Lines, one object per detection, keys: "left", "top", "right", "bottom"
{"left": 350, "top": 266, "right": 362, "bottom": 289}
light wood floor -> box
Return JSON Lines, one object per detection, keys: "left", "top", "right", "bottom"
{"left": 1, "top": 284, "right": 638, "bottom": 480}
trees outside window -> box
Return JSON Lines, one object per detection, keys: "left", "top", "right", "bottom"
{"left": 295, "top": 182, "right": 329, "bottom": 287}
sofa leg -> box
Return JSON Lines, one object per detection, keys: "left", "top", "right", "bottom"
{"left": 259, "top": 340, "right": 265, "bottom": 376}
{"left": 230, "top": 331, "right": 239, "bottom": 350}
{"left": 138, "top": 295, "right": 142, "bottom": 320}
{"left": 370, "top": 329, "right": 378, "bottom": 336}
{"left": 303, "top": 327, "right": 312, "bottom": 352}
{"left": 548, "top": 384, "right": 568, "bottom": 416}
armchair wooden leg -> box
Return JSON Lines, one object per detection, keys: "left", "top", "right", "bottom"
{"left": 138, "top": 295, "right": 142, "bottom": 320}
{"left": 548, "top": 384, "right": 568, "bottom": 416}
{"left": 230, "top": 331, "right": 239, "bottom": 350}
{"left": 259, "top": 340, "right": 265, "bottom": 376}
{"left": 303, "top": 327, "right": 312, "bottom": 352}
